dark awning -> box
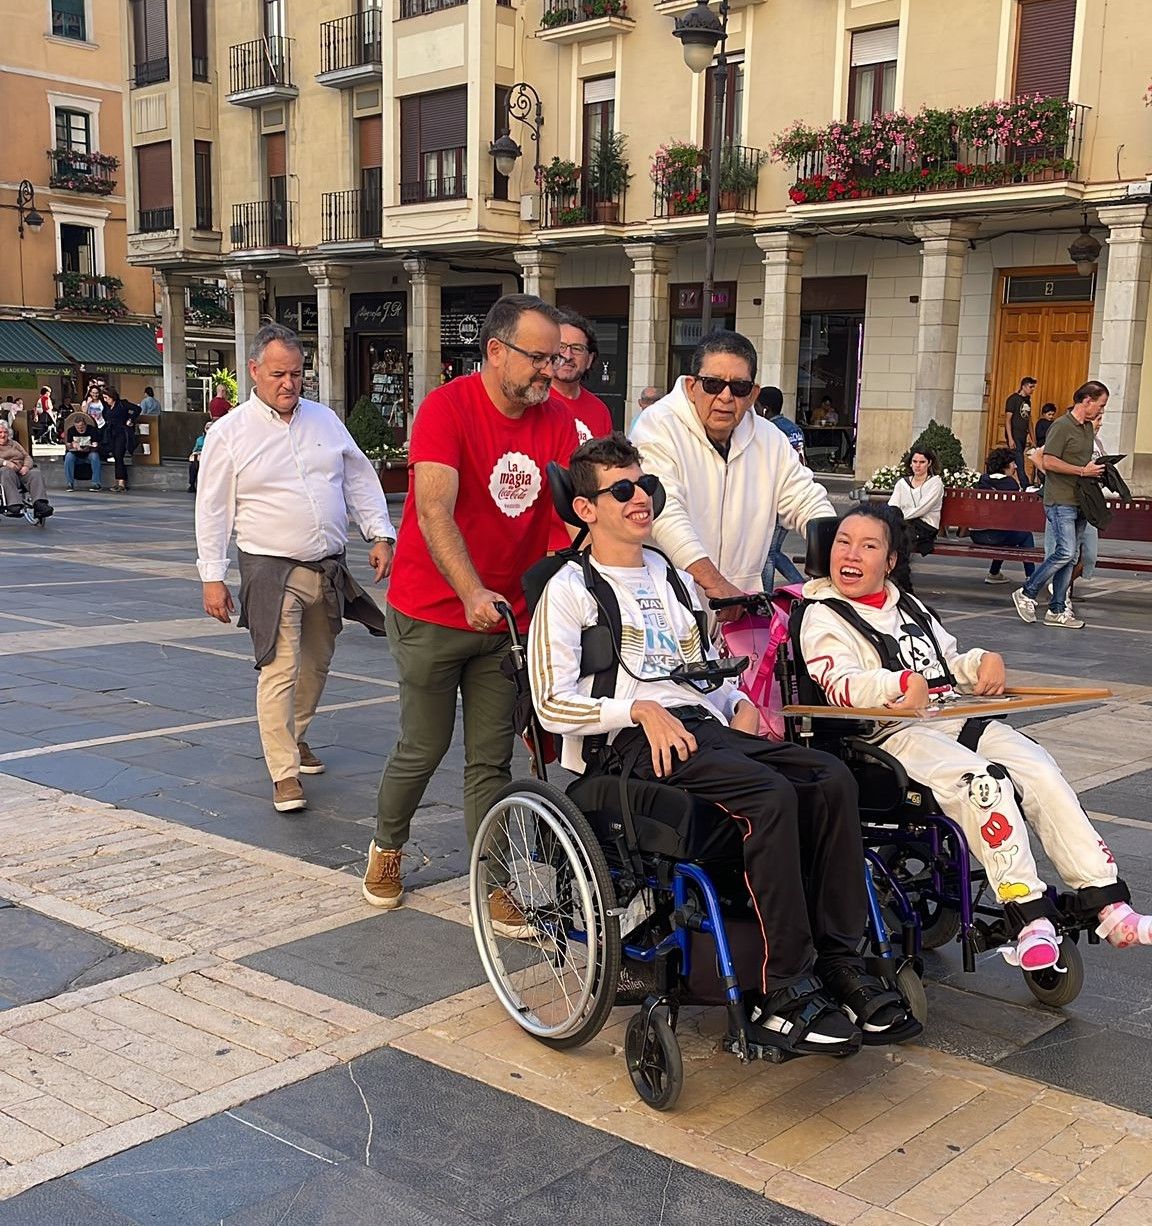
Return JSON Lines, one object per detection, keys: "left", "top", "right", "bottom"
{"left": 0, "top": 319, "right": 72, "bottom": 372}
{"left": 29, "top": 320, "right": 162, "bottom": 375}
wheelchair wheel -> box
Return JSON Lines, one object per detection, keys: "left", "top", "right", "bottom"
{"left": 1022, "top": 938, "right": 1084, "bottom": 1008}
{"left": 470, "top": 779, "right": 621, "bottom": 1050}
{"left": 881, "top": 843, "right": 962, "bottom": 949}
{"left": 626, "top": 1008, "right": 683, "bottom": 1111}
{"left": 896, "top": 961, "right": 929, "bottom": 1024}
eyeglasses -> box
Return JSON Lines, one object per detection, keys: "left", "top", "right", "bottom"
{"left": 694, "top": 376, "right": 756, "bottom": 399}
{"left": 558, "top": 342, "right": 590, "bottom": 357}
{"left": 500, "top": 340, "right": 565, "bottom": 370}
{"left": 592, "top": 473, "right": 662, "bottom": 503}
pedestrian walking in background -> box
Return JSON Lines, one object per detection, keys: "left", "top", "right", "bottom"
{"left": 1003, "top": 376, "right": 1037, "bottom": 483}
{"left": 364, "top": 294, "right": 578, "bottom": 923}
{"left": 187, "top": 419, "right": 211, "bottom": 493}
{"left": 1034, "top": 402, "right": 1058, "bottom": 447}
{"left": 1012, "top": 380, "right": 1108, "bottom": 629}
{"left": 208, "top": 383, "right": 233, "bottom": 420}
{"left": 971, "top": 447, "right": 1035, "bottom": 585}
{"left": 637, "top": 385, "right": 662, "bottom": 413}
{"left": 756, "top": 385, "right": 806, "bottom": 588}
{"left": 101, "top": 387, "right": 139, "bottom": 494}
{"left": 195, "top": 323, "right": 396, "bottom": 813}
{"left": 140, "top": 386, "right": 161, "bottom": 414}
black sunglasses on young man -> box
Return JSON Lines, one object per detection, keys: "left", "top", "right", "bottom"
{"left": 694, "top": 376, "right": 756, "bottom": 398}
{"left": 592, "top": 473, "right": 662, "bottom": 502}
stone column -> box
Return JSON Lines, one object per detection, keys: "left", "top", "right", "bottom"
{"left": 755, "top": 232, "right": 813, "bottom": 413}
{"left": 156, "top": 272, "right": 189, "bottom": 413}
{"left": 404, "top": 257, "right": 443, "bottom": 413}
{"left": 1096, "top": 203, "right": 1152, "bottom": 465}
{"left": 306, "top": 261, "right": 350, "bottom": 419}
{"left": 910, "top": 220, "right": 980, "bottom": 433}
{"left": 226, "top": 268, "right": 263, "bottom": 401}
{"left": 514, "top": 249, "right": 563, "bottom": 303}
{"left": 625, "top": 242, "right": 676, "bottom": 428}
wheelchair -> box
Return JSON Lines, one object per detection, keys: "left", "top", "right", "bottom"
{"left": 468, "top": 481, "right": 924, "bottom": 1113}
{"left": 0, "top": 471, "right": 51, "bottom": 527}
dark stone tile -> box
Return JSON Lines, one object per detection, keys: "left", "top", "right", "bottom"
{"left": 0, "top": 1179, "right": 140, "bottom": 1225}
{"left": 917, "top": 981, "right": 1064, "bottom": 1064}
{"left": 239, "top": 909, "right": 485, "bottom": 1017}
{"left": 0, "top": 907, "right": 156, "bottom": 1010}
{"left": 70, "top": 1113, "right": 343, "bottom": 1224}
{"left": 1080, "top": 768, "right": 1152, "bottom": 821}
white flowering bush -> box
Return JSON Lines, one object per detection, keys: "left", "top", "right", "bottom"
{"left": 865, "top": 464, "right": 981, "bottom": 491}
{"left": 942, "top": 467, "right": 981, "bottom": 488}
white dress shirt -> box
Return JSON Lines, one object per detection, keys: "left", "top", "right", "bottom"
{"left": 195, "top": 395, "right": 396, "bottom": 582}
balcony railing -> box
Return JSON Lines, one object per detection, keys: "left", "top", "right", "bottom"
{"left": 54, "top": 273, "right": 128, "bottom": 318}
{"left": 133, "top": 57, "right": 170, "bottom": 87}
{"left": 229, "top": 36, "right": 294, "bottom": 95}
{"left": 652, "top": 144, "right": 763, "bottom": 218}
{"left": 400, "top": 154, "right": 467, "bottom": 204}
{"left": 785, "top": 101, "right": 1088, "bottom": 205}
{"left": 540, "top": 0, "right": 628, "bottom": 29}
{"left": 47, "top": 148, "right": 118, "bottom": 196}
{"left": 185, "top": 284, "right": 233, "bottom": 328}
{"left": 400, "top": 0, "right": 466, "bottom": 17}
{"left": 542, "top": 184, "right": 627, "bottom": 228}
{"left": 322, "top": 188, "right": 382, "bottom": 242}
{"left": 320, "top": 10, "right": 382, "bottom": 74}
{"left": 230, "top": 200, "right": 294, "bottom": 249}
{"left": 138, "top": 207, "right": 175, "bottom": 232}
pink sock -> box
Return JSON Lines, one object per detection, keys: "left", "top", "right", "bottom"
{"left": 1097, "top": 903, "right": 1152, "bottom": 948}
{"left": 1015, "top": 919, "right": 1060, "bottom": 971}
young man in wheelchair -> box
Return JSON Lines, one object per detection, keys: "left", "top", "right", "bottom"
{"left": 798, "top": 503, "right": 1152, "bottom": 967}
{"left": 528, "top": 434, "right": 919, "bottom": 1055}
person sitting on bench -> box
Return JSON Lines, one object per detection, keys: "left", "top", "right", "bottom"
{"left": 0, "top": 421, "right": 52, "bottom": 519}
{"left": 64, "top": 416, "right": 102, "bottom": 491}
{"left": 972, "top": 447, "right": 1035, "bottom": 585}
{"left": 529, "top": 433, "right": 920, "bottom": 1055}
{"left": 798, "top": 502, "right": 1152, "bottom": 968}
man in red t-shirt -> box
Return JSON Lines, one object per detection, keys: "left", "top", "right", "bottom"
{"left": 364, "top": 294, "right": 579, "bottom": 927}
{"left": 208, "top": 383, "right": 233, "bottom": 419}
{"left": 546, "top": 309, "right": 614, "bottom": 551}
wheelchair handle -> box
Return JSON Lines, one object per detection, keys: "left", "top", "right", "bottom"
{"left": 493, "top": 600, "right": 523, "bottom": 647}
{"left": 707, "top": 592, "right": 772, "bottom": 613}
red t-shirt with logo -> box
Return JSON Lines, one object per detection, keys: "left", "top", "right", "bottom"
{"left": 388, "top": 373, "right": 580, "bottom": 631}
{"left": 546, "top": 387, "right": 614, "bottom": 551}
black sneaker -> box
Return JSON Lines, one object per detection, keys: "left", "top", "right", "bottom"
{"left": 32, "top": 500, "right": 53, "bottom": 520}
{"left": 746, "top": 977, "right": 862, "bottom": 1055}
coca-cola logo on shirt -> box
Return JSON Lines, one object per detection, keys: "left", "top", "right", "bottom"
{"left": 573, "top": 417, "right": 593, "bottom": 445}
{"left": 488, "top": 451, "right": 542, "bottom": 519}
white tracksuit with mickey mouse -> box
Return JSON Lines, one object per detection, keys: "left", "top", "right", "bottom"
{"left": 798, "top": 578, "right": 1119, "bottom": 905}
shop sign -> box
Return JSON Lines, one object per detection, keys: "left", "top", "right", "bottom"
{"left": 351, "top": 293, "right": 406, "bottom": 332}
{"left": 277, "top": 297, "right": 319, "bottom": 333}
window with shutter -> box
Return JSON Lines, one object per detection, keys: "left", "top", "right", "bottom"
{"left": 1014, "top": 0, "right": 1077, "bottom": 99}
{"left": 702, "top": 59, "right": 743, "bottom": 149}
{"left": 848, "top": 25, "right": 898, "bottom": 121}
{"left": 191, "top": 0, "right": 209, "bottom": 81}
{"left": 131, "top": 0, "right": 170, "bottom": 87}
{"left": 137, "top": 141, "right": 174, "bottom": 232}
{"left": 400, "top": 87, "right": 468, "bottom": 203}
{"left": 194, "top": 142, "right": 213, "bottom": 230}
{"left": 358, "top": 115, "right": 383, "bottom": 169}
{"left": 264, "top": 133, "right": 288, "bottom": 243}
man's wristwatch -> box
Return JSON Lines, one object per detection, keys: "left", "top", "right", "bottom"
{"left": 373, "top": 536, "right": 395, "bottom": 545}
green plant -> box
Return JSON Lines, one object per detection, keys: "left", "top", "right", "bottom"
{"left": 537, "top": 156, "right": 581, "bottom": 194}
{"left": 587, "top": 130, "right": 631, "bottom": 198}
{"left": 718, "top": 145, "right": 768, "bottom": 193}
{"left": 902, "top": 420, "right": 966, "bottom": 476}
{"left": 540, "top": 4, "right": 579, "bottom": 27}
{"left": 650, "top": 141, "right": 706, "bottom": 191}
{"left": 346, "top": 395, "right": 396, "bottom": 458}
{"left": 213, "top": 367, "right": 239, "bottom": 406}
{"left": 553, "top": 204, "right": 591, "bottom": 226}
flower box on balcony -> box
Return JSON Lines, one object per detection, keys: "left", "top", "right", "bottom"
{"left": 46, "top": 147, "right": 119, "bottom": 196}
{"left": 53, "top": 272, "right": 128, "bottom": 318}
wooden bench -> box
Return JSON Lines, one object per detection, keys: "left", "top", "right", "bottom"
{"left": 930, "top": 488, "right": 1152, "bottom": 574}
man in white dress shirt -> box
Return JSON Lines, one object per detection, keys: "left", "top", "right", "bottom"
{"left": 195, "top": 324, "right": 396, "bottom": 813}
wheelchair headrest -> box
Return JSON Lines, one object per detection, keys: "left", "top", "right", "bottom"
{"left": 804, "top": 516, "right": 840, "bottom": 579}
{"left": 546, "top": 460, "right": 667, "bottom": 526}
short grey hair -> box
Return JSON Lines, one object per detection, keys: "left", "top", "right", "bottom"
{"left": 248, "top": 323, "right": 304, "bottom": 365}
{"left": 479, "top": 294, "right": 562, "bottom": 354}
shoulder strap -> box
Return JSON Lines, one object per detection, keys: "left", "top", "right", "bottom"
{"left": 579, "top": 551, "right": 621, "bottom": 768}
{"left": 816, "top": 597, "right": 904, "bottom": 671}
{"left": 894, "top": 592, "right": 957, "bottom": 688}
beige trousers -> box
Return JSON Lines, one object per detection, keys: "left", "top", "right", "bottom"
{"left": 255, "top": 566, "right": 336, "bottom": 783}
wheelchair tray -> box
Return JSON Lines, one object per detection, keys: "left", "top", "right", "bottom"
{"left": 782, "top": 685, "right": 1113, "bottom": 722}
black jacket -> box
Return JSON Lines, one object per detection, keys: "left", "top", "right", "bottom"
{"left": 1076, "top": 460, "right": 1131, "bottom": 530}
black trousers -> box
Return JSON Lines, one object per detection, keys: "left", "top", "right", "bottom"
{"left": 611, "top": 713, "right": 868, "bottom": 994}
{"left": 110, "top": 427, "right": 131, "bottom": 483}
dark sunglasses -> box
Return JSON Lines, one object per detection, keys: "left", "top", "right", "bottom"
{"left": 592, "top": 473, "right": 662, "bottom": 502}
{"left": 695, "top": 376, "right": 756, "bottom": 398}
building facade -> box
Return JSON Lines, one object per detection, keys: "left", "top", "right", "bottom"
{"left": 123, "top": 0, "right": 1152, "bottom": 488}
{"left": 0, "top": 0, "right": 160, "bottom": 407}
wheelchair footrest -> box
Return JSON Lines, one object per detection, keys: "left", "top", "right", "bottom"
{"left": 722, "top": 1032, "right": 801, "bottom": 1064}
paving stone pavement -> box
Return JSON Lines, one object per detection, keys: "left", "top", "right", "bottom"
{"left": 0, "top": 492, "right": 1149, "bottom": 1223}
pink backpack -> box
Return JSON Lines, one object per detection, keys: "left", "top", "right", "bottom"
{"left": 718, "top": 584, "right": 804, "bottom": 740}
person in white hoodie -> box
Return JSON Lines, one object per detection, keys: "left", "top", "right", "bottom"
{"left": 798, "top": 503, "right": 1152, "bottom": 967}
{"left": 630, "top": 331, "right": 834, "bottom": 621}
{"left": 529, "top": 434, "right": 921, "bottom": 1055}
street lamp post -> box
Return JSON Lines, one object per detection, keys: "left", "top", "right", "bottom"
{"left": 673, "top": 0, "right": 728, "bottom": 336}
{"left": 489, "top": 82, "right": 545, "bottom": 183}
{"left": 4, "top": 180, "right": 46, "bottom": 308}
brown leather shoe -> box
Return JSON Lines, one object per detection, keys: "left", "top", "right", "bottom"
{"left": 489, "top": 887, "right": 539, "bottom": 940}
{"left": 273, "top": 777, "right": 307, "bottom": 813}
{"left": 363, "top": 844, "right": 403, "bottom": 908}
{"left": 297, "top": 741, "right": 325, "bottom": 775}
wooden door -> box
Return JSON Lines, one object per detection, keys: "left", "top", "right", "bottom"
{"left": 985, "top": 302, "right": 1091, "bottom": 460}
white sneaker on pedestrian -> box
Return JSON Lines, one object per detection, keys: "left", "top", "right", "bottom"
{"left": 1045, "top": 609, "right": 1085, "bottom": 629}
{"left": 984, "top": 572, "right": 1009, "bottom": 584}
{"left": 1012, "top": 589, "right": 1037, "bottom": 624}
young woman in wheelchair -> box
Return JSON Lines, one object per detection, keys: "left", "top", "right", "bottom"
{"left": 798, "top": 503, "right": 1152, "bottom": 968}
{"left": 528, "top": 434, "right": 920, "bottom": 1054}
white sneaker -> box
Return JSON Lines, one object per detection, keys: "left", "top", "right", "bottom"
{"left": 1045, "top": 609, "right": 1085, "bottom": 629}
{"left": 1012, "top": 589, "right": 1037, "bottom": 624}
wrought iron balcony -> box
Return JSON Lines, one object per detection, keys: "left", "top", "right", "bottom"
{"left": 47, "top": 148, "right": 118, "bottom": 196}
{"left": 542, "top": 184, "right": 627, "bottom": 229}
{"left": 399, "top": 152, "right": 467, "bottom": 204}
{"left": 227, "top": 36, "right": 297, "bottom": 106}
{"left": 400, "top": 0, "right": 466, "bottom": 18}
{"left": 230, "top": 200, "right": 295, "bottom": 249}
{"left": 185, "top": 284, "right": 233, "bottom": 329}
{"left": 133, "top": 57, "right": 170, "bottom": 87}
{"left": 138, "top": 207, "right": 175, "bottom": 233}
{"left": 317, "top": 10, "right": 382, "bottom": 87}
{"left": 54, "top": 273, "right": 128, "bottom": 318}
{"left": 539, "top": 0, "right": 633, "bottom": 41}
{"left": 322, "top": 188, "right": 382, "bottom": 242}
{"left": 652, "top": 144, "right": 763, "bottom": 218}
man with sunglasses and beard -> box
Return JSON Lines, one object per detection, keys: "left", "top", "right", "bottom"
{"left": 364, "top": 294, "right": 579, "bottom": 928}
{"left": 631, "top": 331, "right": 834, "bottom": 621}
{"left": 529, "top": 433, "right": 919, "bottom": 1054}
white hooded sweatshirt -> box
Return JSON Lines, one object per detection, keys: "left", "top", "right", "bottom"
{"left": 798, "top": 577, "right": 986, "bottom": 739}
{"left": 630, "top": 377, "right": 835, "bottom": 597}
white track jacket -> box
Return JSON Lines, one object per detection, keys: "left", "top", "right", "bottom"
{"left": 529, "top": 551, "right": 745, "bottom": 773}
{"left": 630, "top": 378, "right": 835, "bottom": 596}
